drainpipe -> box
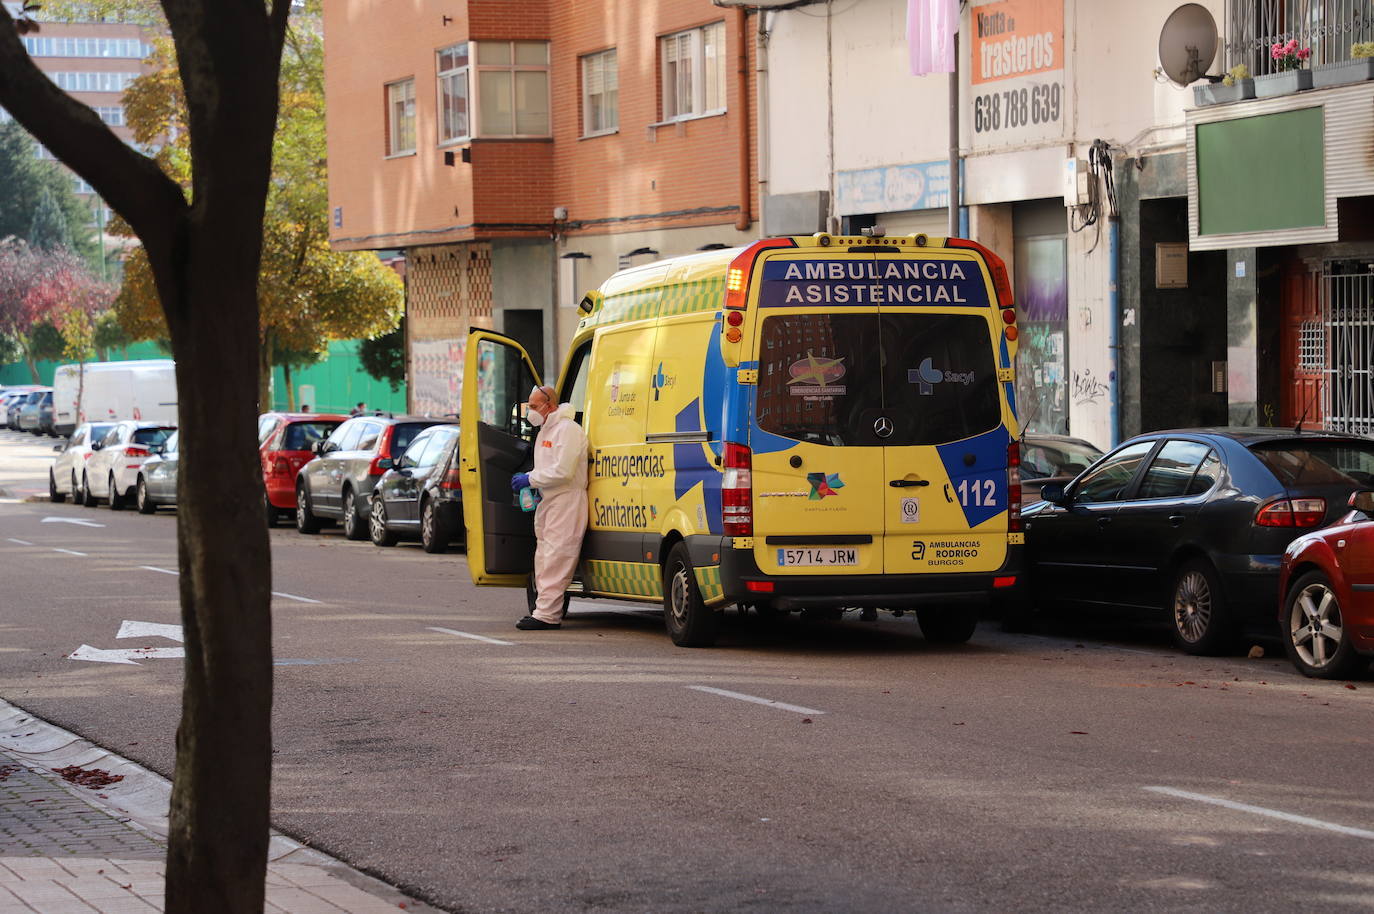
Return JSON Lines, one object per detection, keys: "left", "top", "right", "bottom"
{"left": 756, "top": 10, "right": 770, "bottom": 231}
{"left": 735, "top": 7, "right": 752, "bottom": 232}
{"left": 1108, "top": 213, "right": 1121, "bottom": 447}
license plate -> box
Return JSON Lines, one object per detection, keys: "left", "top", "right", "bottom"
{"left": 777, "top": 547, "right": 858, "bottom": 567}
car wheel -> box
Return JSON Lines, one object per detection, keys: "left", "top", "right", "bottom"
{"left": 420, "top": 498, "right": 449, "bottom": 554}
{"left": 916, "top": 608, "right": 979, "bottom": 643}
{"left": 80, "top": 472, "right": 96, "bottom": 507}
{"left": 48, "top": 469, "right": 65, "bottom": 503}
{"left": 525, "top": 573, "right": 571, "bottom": 617}
{"left": 295, "top": 483, "right": 322, "bottom": 534}
{"left": 263, "top": 491, "right": 278, "bottom": 528}
{"left": 1284, "top": 570, "right": 1365, "bottom": 679}
{"left": 341, "top": 489, "right": 367, "bottom": 541}
{"left": 369, "top": 496, "right": 399, "bottom": 547}
{"left": 662, "top": 543, "right": 720, "bottom": 647}
{"left": 1168, "top": 558, "right": 1232, "bottom": 655}
{"left": 136, "top": 476, "right": 156, "bottom": 514}
{"left": 108, "top": 473, "right": 125, "bottom": 510}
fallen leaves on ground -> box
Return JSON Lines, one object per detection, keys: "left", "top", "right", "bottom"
{"left": 52, "top": 765, "right": 124, "bottom": 789}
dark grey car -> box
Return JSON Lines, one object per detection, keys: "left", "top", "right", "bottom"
{"left": 136, "top": 431, "right": 180, "bottom": 513}
{"left": 294, "top": 415, "right": 457, "bottom": 540}
{"left": 368, "top": 424, "right": 464, "bottom": 553}
{"left": 1024, "top": 428, "right": 1374, "bottom": 655}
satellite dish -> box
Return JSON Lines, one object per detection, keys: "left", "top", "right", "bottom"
{"left": 1158, "top": 4, "right": 1218, "bottom": 85}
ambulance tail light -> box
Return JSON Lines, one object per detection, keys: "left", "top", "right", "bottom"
{"left": 722, "top": 442, "right": 753, "bottom": 536}
{"left": 724, "top": 238, "right": 796, "bottom": 311}
{"left": 947, "top": 237, "right": 1014, "bottom": 310}
{"left": 1007, "top": 440, "right": 1023, "bottom": 533}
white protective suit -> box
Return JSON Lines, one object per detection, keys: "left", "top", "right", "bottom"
{"left": 527, "top": 403, "right": 589, "bottom": 623}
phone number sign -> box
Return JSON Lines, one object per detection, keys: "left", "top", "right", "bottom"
{"left": 968, "top": 0, "right": 1065, "bottom": 149}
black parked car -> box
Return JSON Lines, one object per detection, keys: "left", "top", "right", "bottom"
{"left": 368, "top": 423, "right": 464, "bottom": 553}
{"left": 1023, "top": 428, "right": 1374, "bottom": 655}
{"left": 295, "top": 414, "right": 458, "bottom": 539}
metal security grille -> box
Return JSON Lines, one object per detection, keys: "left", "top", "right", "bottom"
{"left": 1321, "top": 259, "right": 1374, "bottom": 434}
{"left": 1299, "top": 320, "right": 1325, "bottom": 370}
{"left": 1227, "top": 0, "right": 1374, "bottom": 75}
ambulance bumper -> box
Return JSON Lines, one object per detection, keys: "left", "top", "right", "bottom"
{"left": 719, "top": 543, "right": 1024, "bottom": 611}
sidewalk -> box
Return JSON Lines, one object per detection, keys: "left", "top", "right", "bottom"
{"left": 0, "top": 701, "right": 434, "bottom": 913}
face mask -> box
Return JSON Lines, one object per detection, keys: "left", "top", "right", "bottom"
{"left": 527, "top": 408, "right": 546, "bottom": 428}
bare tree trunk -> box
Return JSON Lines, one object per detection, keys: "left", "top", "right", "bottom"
{"left": 24, "top": 352, "right": 39, "bottom": 383}
{"left": 283, "top": 361, "right": 294, "bottom": 411}
{"left": 0, "top": 4, "right": 291, "bottom": 912}
{"left": 259, "top": 332, "right": 274, "bottom": 412}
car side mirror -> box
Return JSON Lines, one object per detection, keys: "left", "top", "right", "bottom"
{"left": 1040, "top": 482, "right": 1070, "bottom": 506}
{"left": 150, "top": 444, "right": 165, "bottom": 455}
{"left": 90, "top": 440, "right": 103, "bottom": 451}
{"left": 377, "top": 457, "right": 394, "bottom": 470}
{"left": 1349, "top": 490, "right": 1374, "bottom": 514}
{"left": 52, "top": 444, "right": 63, "bottom": 452}
{"left": 312, "top": 441, "right": 326, "bottom": 455}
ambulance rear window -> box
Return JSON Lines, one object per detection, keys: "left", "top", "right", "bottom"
{"left": 755, "top": 312, "right": 1000, "bottom": 447}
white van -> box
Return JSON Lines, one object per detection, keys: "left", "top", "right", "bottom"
{"left": 53, "top": 359, "right": 178, "bottom": 436}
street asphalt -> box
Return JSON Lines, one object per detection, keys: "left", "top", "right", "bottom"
{"left": 0, "top": 426, "right": 1371, "bottom": 913}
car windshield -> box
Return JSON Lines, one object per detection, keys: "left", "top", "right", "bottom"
{"left": 282, "top": 421, "right": 341, "bottom": 451}
{"left": 1251, "top": 440, "right": 1374, "bottom": 487}
{"left": 1023, "top": 439, "right": 1103, "bottom": 479}
{"left": 132, "top": 427, "right": 175, "bottom": 446}
{"left": 755, "top": 312, "right": 1000, "bottom": 447}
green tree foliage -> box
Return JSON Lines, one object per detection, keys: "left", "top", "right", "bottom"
{"left": 359, "top": 319, "right": 405, "bottom": 392}
{"left": 112, "top": 16, "right": 403, "bottom": 406}
{"left": 0, "top": 120, "right": 94, "bottom": 260}
{"left": 28, "top": 186, "right": 71, "bottom": 250}
{"left": 92, "top": 308, "right": 130, "bottom": 358}
{"left": 27, "top": 319, "right": 64, "bottom": 361}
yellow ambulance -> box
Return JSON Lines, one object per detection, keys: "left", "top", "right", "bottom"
{"left": 458, "top": 233, "right": 1024, "bottom": 647}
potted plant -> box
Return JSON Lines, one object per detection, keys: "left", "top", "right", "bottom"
{"left": 1256, "top": 39, "right": 1313, "bottom": 96}
{"left": 1313, "top": 42, "right": 1374, "bottom": 88}
{"left": 1194, "top": 64, "right": 1255, "bottom": 106}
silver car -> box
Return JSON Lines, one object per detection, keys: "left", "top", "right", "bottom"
{"left": 136, "top": 430, "right": 179, "bottom": 513}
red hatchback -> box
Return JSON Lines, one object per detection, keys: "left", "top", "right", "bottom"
{"left": 1279, "top": 490, "right": 1374, "bottom": 679}
{"left": 258, "top": 412, "right": 347, "bottom": 525}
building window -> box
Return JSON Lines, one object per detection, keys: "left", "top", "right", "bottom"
{"left": 581, "top": 49, "right": 617, "bottom": 136}
{"left": 22, "top": 36, "right": 151, "bottom": 59}
{"left": 50, "top": 71, "right": 138, "bottom": 93}
{"left": 385, "top": 78, "right": 416, "bottom": 156}
{"left": 436, "top": 43, "right": 470, "bottom": 145}
{"left": 93, "top": 106, "right": 125, "bottom": 127}
{"left": 660, "top": 22, "right": 726, "bottom": 121}
{"left": 474, "top": 41, "right": 549, "bottom": 137}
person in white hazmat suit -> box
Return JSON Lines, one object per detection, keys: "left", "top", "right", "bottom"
{"left": 510, "top": 385, "right": 588, "bottom": 630}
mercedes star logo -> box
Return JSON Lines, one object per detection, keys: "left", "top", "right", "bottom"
{"left": 874, "top": 417, "right": 894, "bottom": 439}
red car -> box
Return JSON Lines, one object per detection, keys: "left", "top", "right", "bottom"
{"left": 258, "top": 412, "right": 347, "bottom": 526}
{"left": 1279, "top": 490, "right": 1374, "bottom": 679}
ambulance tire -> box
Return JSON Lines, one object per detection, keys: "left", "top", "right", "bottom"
{"left": 525, "top": 575, "right": 570, "bottom": 617}
{"left": 663, "top": 543, "right": 719, "bottom": 647}
{"left": 916, "top": 607, "right": 978, "bottom": 644}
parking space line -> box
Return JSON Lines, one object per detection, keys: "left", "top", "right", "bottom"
{"left": 427, "top": 626, "right": 515, "bottom": 646}
{"left": 52, "top": 548, "right": 86, "bottom": 557}
{"left": 687, "top": 685, "right": 826, "bottom": 716}
{"left": 140, "top": 565, "right": 179, "bottom": 575}
{"left": 272, "top": 591, "right": 321, "bottom": 605}
{"left": 1144, "top": 786, "right": 1374, "bottom": 840}
{"left": 7, "top": 538, "right": 33, "bottom": 545}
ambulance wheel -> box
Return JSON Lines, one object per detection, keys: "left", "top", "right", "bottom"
{"left": 525, "top": 575, "right": 570, "bottom": 616}
{"left": 916, "top": 607, "right": 978, "bottom": 644}
{"left": 663, "top": 543, "right": 719, "bottom": 647}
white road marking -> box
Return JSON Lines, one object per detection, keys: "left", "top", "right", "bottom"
{"left": 41, "top": 516, "right": 105, "bottom": 528}
{"left": 427, "top": 626, "right": 515, "bottom": 646}
{"left": 1144, "top": 786, "right": 1374, "bottom": 840}
{"left": 68, "top": 644, "right": 186, "bottom": 665}
{"left": 52, "top": 548, "right": 86, "bottom": 556}
{"left": 117, "top": 620, "right": 184, "bottom": 643}
{"left": 6, "top": 538, "right": 33, "bottom": 545}
{"left": 139, "top": 565, "right": 179, "bottom": 575}
{"left": 687, "top": 685, "right": 826, "bottom": 716}
{"left": 272, "top": 591, "right": 321, "bottom": 605}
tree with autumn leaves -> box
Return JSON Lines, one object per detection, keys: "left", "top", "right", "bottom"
{"left": 0, "top": 236, "right": 114, "bottom": 379}
{"left": 113, "top": 18, "right": 403, "bottom": 407}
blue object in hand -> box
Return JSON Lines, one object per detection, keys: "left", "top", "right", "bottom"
{"left": 511, "top": 472, "right": 531, "bottom": 492}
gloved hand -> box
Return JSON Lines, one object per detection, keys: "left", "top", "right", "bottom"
{"left": 510, "top": 472, "right": 531, "bottom": 492}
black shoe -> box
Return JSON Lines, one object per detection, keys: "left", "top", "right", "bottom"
{"left": 516, "top": 615, "right": 561, "bottom": 631}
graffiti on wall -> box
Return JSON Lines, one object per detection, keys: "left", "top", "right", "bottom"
{"left": 1071, "top": 368, "right": 1110, "bottom": 406}
{"left": 411, "top": 338, "right": 465, "bottom": 417}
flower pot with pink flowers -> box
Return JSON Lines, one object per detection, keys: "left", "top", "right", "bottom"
{"left": 1256, "top": 39, "right": 1313, "bottom": 96}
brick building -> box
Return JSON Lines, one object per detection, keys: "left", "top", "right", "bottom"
{"left": 323, "top": 0, "right": 759, "bottom": 414}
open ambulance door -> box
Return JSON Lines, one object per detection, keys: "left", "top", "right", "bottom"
{"left": 458, "top": 330, "right": 542, "bottom": 586}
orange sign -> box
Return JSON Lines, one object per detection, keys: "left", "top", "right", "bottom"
{"left": 971, "top": 0, "right": 1064, "bottom": 86}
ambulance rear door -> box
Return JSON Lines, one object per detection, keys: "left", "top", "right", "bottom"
{"left": 458, "top": 330, "right": 541, "bottom": 587}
